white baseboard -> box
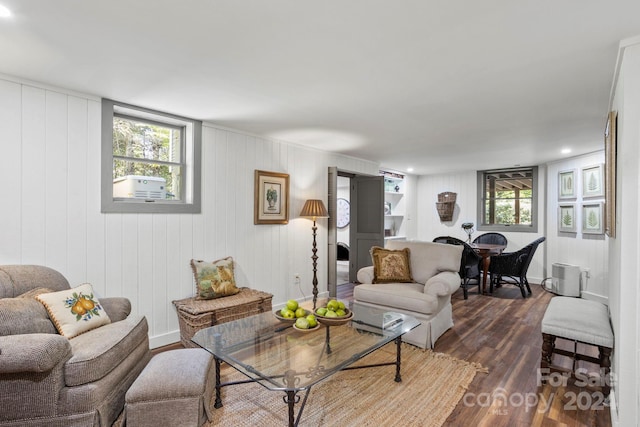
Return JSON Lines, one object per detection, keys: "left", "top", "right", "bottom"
{"left": 580, "top": 291, "right": 608, "bottom": 305}
{"left": 609, "top": 389, "right": 619, "bottom": 427}
{"left": 149, "top": 330, "right": 180, "bottom": 349}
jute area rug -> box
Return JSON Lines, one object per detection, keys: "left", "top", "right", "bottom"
{"left": 201, "top": 342, "right": 485, "bottom": 427}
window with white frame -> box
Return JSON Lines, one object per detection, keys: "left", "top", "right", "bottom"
{"left": 101, "top": 99, "right": 201, "bottom": 213}
{"left": 477, "top": 166, "right": 538, "bottom": 232}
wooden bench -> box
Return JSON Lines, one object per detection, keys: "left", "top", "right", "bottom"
{"left": 540, "top": 296, "right": 614, "bottom": 397}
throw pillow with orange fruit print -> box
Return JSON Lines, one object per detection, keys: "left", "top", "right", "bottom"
{"left": 65, "top": 291, "right": 103, "bottom": 321}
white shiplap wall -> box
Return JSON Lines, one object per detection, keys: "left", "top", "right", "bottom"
{"left": 415, "top": 168, "right": 549, "bottom": 288}
{"left": 415, "top": 158, "right": 609, "bottom": 302}
{"left": 545, "top": 151, "right": 608, "bottom": 302}
{"left": 0, "top": 76, "right": 378, "bottom": 347}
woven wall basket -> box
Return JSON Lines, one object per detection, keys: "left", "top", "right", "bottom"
{"left": 436, "top": 201, "right": 455, "bottom": 222}
{"left": 438, "top": 191, "right": 457, "bottom": 203}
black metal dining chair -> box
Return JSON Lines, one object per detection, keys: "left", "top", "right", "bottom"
{"left": 488, "top": 237, "right": 546, "bottom": 297}
{"left": 472, "top": 232, "right": 508, "bottom": 246}
{"left": 433, "top": 236, "right": 482, "bottom": 299}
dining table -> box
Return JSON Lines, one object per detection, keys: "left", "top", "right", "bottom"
{"left": 470, "top": 243, "right": 507, "bottom": 294}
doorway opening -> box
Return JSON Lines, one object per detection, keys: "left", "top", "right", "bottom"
{"left": 336, "top": 175, "right": 351, "bottom": 286}
{"left": 327, "top": 167, "right": 384, "bottom": 299}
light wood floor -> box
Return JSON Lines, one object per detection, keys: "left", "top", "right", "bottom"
{"left": 157, "top": 283, "right": 612, "bottom": 426}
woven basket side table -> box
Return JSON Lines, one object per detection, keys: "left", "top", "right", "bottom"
{"left": 172, "top": 287, "right": 273, "bottom": 348}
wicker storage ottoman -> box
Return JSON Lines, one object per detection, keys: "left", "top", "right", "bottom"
{"left": 173, "top": 287, "right": 273, "bottom": 348}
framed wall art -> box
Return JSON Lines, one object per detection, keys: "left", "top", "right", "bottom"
{"left": 582, "top": 202, "right": 604, "bottom": 235}
{"left": 558, "top": 203, "right": 576, "bottom": 232}
{"left": 581, "top": 164, "right": 604, "bottom": 198}
{"left": 254, "top": 170, "right": 289, "bottom": 224}
{"left": 558, "top": 169, "right": 576, "bottom": 199}
{"left": 605, "top": 111, "right": 617, "bottom": 237}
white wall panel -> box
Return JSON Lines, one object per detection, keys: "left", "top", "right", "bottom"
{"left": 66, "top": 96, "right": 89, "bottom": 282}
{"left": 546, "top": 151, "right": 608, "bottom": 301}
{"left": 84, "top": 99, "right": 105, "bottom": 292}
{"left": 151, "top": 215, "right": 168, "bottom": 337}
{"left": 121, "top": 215, "right": 139, "bottom": 313}
{"left": 45, "top": 91, "right": 68, "bottom": 273}
{"left": 0, "top": 80, "right": 22, "bottom": 264}
{"left": 135, "top": 216, "right": 154, "bottom": 334}
{"left": 0, "top": 77, "right": 379, "bottom": 347}
{"left": 179, "top": 214, "right": 195, "bottom": 298}
{"left": 416, "top": 168, "right": 547, "bottom": 285}
{"left": 104, "top": 214, "right": 122, "bottom": 299}
{"left": 606, "top": 38, "right": 640, "bottom": 426}
{"left": 21, "top": 86, "right": 47, "bottom": 265}
{"left": 165, "top": 214, "right": 182, "bottom": 332}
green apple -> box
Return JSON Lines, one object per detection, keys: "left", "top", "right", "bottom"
{"left": 324, "top": 310, "right": 338, "bottom": 318}
{"left": 335, "top": 309, "right": 346, "bottom": 317}
{"left": 316, "top": 307, "right": 328, "bottom": 316}
{"left": 337, "top": 300, "right": 346, "bottom": 310}
{"left": 327, "top": 299, "right": 340, "bottom": 311}
{"left": 295, "top": 317, "right": 310, "bottom": 329}
{"left": 295, "top": 307, "right": 307, "bottom": 318}
{"left": 281, "top": 309, "right": 295, "bottom": 319}
{"left": 306, "top": 314, "right": 318, "bottom": 327}
{"left": 286, "top": 299, "right": 299, "bottom": 311}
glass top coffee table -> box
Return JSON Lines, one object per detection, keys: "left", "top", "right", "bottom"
{"left": 192, "top": 306, "right": 420, "bottom": 427}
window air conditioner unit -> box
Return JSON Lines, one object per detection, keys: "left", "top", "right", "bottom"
{"left": 113, "top": 175, "right": 166, "bottom": 200}
{"left": 550, "top": 263, "right": 581, "bottom": 297}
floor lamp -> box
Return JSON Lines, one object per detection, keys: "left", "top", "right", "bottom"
{"left": 300, "top": 199, "right": 329, "bottom": 310}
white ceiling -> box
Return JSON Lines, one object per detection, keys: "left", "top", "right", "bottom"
{"left": 1, "top": 1, "right": 639, "bottom": 175}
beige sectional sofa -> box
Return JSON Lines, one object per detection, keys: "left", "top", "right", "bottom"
{"left": 0, "top": 265, "right": 151, "bottom": 427}
{"left": 353, "top": 240, "right": 463, "bottom": 349}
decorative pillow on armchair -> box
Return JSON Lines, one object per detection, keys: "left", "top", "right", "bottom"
{"left": 370, "top": 246, "right": 413, "bottom": 283}
{"left": 36, "top": 283, "right": 111, "bottom": 338}
{"left": 191, "top": 257, "right": 240, "bottom": 300}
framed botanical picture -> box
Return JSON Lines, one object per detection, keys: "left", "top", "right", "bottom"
{"left": 254, "top": 170, "right": 289, "bottom": 224}
{"left": 582, "top": 202, "right": 604, "bottom": 235}
{"left": 558, "top": 169, "right": 576, "bottom": 199}
{"left": 558, "top": 203, "right": 576, "bottom": 232}
{"left": 581, "top": 164, "right": 604, "bottom": 198}
{"left": 605, "top": 111, "right": 617, "bottom": 237}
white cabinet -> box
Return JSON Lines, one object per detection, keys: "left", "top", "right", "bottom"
{"left": 382, "top": 171, "right": 406, "bottom": 241}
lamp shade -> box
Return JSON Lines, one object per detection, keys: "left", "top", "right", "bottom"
{"left": 300, "top": 199, "right": 329, "bottom": 220}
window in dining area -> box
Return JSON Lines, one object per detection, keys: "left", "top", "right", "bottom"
{"left": 477, "top": 166, "right": 538, "bottom": 233}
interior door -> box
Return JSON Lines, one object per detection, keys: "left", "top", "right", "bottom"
{"left": 349, "top": 175, "right": 384, "bottom": 282}
{"left": 327, "top": 167, "right": 338, "bottom": 298}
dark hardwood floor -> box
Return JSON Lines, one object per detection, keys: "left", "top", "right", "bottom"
{"left": 156, "top": 283, "right": 612, "bottom": 426}
{"left": 339, "top": 282, "right": 612, "bottom": 427}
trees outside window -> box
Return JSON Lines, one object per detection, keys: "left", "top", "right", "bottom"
{"left": 101, "top": 99, "right": 201, "bottom": 214}
{"left": 112, "top": 116, "right": 182, "bottom": 200}
{"left": 477, "top": 167, "right": 538, "bottom": 233}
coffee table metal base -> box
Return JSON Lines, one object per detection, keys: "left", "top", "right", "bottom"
{"left": 212, "top": 335, "right": 404, "bottom": 427}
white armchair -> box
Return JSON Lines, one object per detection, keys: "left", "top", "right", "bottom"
{"left": 353, "top": 240, "right": 462, "bottom": 349}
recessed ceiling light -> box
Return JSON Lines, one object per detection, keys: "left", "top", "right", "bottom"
{"left": 0, "top": 5, "right": 11, "bottom": 17}
{"left": 561, "top": 148, "right": 572, "bottom": 154}
{"left": 407, "top": 167, "right": 414, "bottom": 173}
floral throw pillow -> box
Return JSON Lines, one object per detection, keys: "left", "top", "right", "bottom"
{"left": 370, "top": 246, "right": 413, "bottom": 284}
{"left": 190, "top": 257, "right": 240, "bottom": 300}
{"left": 35, "top": 283, "right": 111, "bottom": 338}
